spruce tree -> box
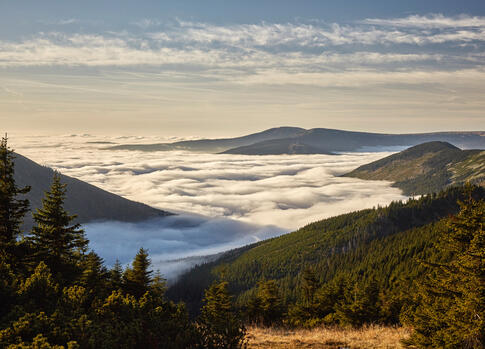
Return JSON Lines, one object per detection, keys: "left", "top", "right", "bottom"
{"left": 151, "top": 270, "right": 167, "bottom": 298}
{"left": 198, "top": 281, "right": 246, "bottom": 349}
{"left": 0, "top": 135, "right": 30, "bottom": 263}
{"left": 302, "top": 266, "right": 319, "bottom": 307}
{"left": 80, "top": 252, "right": 108, "bottom": 299}
{"left": 405, "top": 193, "right": 485, "bottom": 348}
{"left": 123, "top": 248, "right": 153, "bottom": 298}
{"left": 256, "top": 279, "right": 284, "bottom": 326}
{"left": 29, "top": 173, "right": 87, "bottom": 280}
{"left": 335, "top": 278, "right": 381, "bottom": 327}
{"left": 108, "top": 259, "right": 123, "bottom": 292}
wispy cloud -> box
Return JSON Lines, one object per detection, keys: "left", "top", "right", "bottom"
{"left": 364, "top": 14, "right": 485, "bottom": 28}
{"left": 1, "top": 15, "right": 484, "bottom": 70}
{"left": 0, "top": 33, "right": 444, "bottom": 69}
{"left": 2, "top": 14, "right": 485, "bottom": 134}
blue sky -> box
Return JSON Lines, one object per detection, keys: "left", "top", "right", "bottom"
{"left": 1, "top": 1, "right": 484, "bottom": 135}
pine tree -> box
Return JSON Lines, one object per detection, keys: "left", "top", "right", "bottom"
{"left": 256, "top": 280, "right": 284, "bottom": 326}
{"left": 123, "top": 248, "right": 153, "bottom": 298}
{"left": 29, "top": 173, "right": 87, "bottom": 280}
{"left": 108, "top": 259, "right": 124, "bottom": 292}
{"left": 302, "top": 266, "right": 319, "bottom": 307}
{"left": 80, "top": 251, "right": 108, "bottom": 298}
{"left": 286, "top": 267, "right": 321, "bottom": 327}
{"left": 198, "top": 281, "right": 246, "bottom": 349}
{"left": 150, "top": 270, "right": 167, "bottom": 298}
{"left": 0, "top": 135, "right": 30, "bottom": 264}
{"left": 335, "top": 278, "right": 381, "bottom": 327}
{"left": 405, "top": 192, "right": 485, "bottom": 348}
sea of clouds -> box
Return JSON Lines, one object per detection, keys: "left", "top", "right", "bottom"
{"left": 13, "top": 134, "right": 407, "bottom": 279}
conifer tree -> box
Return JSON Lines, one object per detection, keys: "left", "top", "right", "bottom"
{"left": 0, "top": 135, "right": 30, "bottom": 263}
{"left": 151, "top": 270, "right": 167, "bottom": 298}
{"left": 335, "top": 279, "right": 381, "bottom": 327}
{"left": 29, "top": 173, "right": 87, "bottom": 280}
{"left": 245, "top": 295, "right": 263, "bottom": 325}
{"left": 405, "top": 193, "right": 485, "bottom": 348}
{"left": 123, "top": 248, "right": 153, "bottom": 298}
{"left": 286, "top": 267, "right": 321, "bottom": 327}
{"left": 302, "top": 266, "right": 319, "bottom": 307}
{"left": 256, "top": 279, "right": 284, "bottom": 326}
{"left": 80, "top": 251, "right": 108, "bottom": 298}
{"left": 198, "top": 281, "right": 246, "bottom": 349}
{"left": 108, "top": 259, "right": 124, "bottom": 292}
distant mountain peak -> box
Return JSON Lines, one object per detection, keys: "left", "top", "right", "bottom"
{"left": 344, "top": 142, "right": 484, "bottom": 196}
{"left": 402, "top": 141, "right": 461, "bottom": 153}
{"left": 105, "top": 128, "right": 485, "bottom": 154}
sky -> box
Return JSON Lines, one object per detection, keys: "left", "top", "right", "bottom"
{"left": 1, "top": 0, "right": 485, "bottom": 136}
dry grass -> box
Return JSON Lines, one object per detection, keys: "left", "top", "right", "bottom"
{"left": 246, "top": 325, "right": 410, "bottom": 349}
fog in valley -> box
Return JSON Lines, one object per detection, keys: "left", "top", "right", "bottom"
{"left": 14, "top": 134, "right": 407, "bottom": 278}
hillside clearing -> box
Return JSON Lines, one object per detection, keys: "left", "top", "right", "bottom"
{"left": 246, "top": 325, "right": 410, "bottom": 349}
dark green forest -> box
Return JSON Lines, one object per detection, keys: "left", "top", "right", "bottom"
{"left": 169, "top": 183, "right": 485, "bottom": 347}
{"left": 1, "top": 136, "right": 484, "bottom": 348}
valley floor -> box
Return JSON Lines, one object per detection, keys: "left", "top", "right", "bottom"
{"left": 246, "top": 325, "right": 410, "bottom": 349}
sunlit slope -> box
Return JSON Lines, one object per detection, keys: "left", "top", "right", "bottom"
{"left": 168, "top": 185, "right": 485, "bottom": 312}
{"left": 344, "top": 141, "right": 485, "bottom": 195}
{"left": 13, "top": 152, "right": 171, "bottom": 230}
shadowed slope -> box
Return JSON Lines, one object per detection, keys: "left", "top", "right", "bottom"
{"left": 13, "top": 153, "right": 171, "bottom": 231}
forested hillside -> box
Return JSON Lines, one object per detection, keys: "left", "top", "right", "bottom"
{"left": 345, "top": 141, "right": 485, "bottom": 195}
{"left": 169, "top": 185, "right": 485, "bottom": 325}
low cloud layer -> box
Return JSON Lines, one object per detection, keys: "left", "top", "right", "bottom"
{"left": 84, "top": 214, "right": 285, "bottom": 280}
{"left": 15, "top": 134, "right": 406, "bottom": 229}
{"left": 14, "top": 134, "right": 407, "bottom": 278}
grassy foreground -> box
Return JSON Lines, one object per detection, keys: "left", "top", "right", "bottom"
{"left": 246, "top": 325, "right": 410, "bottom": 349}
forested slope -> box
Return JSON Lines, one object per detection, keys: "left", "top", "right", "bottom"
{"left": 168, "top": 185, "right": 485, "bottom": 318}
{"left": 344, "top": 141, "right": 485, "bottom": 195}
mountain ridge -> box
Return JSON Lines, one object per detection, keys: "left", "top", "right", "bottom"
{"left": 13, "top": 152, "right": 171, "bottom": 230}
{"left": 344, "top": 141, "right": 485, "bottom": 195}
{"left": 104, "top": 127, "right": 485, "bottom": 154}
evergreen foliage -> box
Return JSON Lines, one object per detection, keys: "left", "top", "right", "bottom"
{"left": 169, "top": 185, "right": 485, "bottom": 332}
{"left": 28, "top": 173, "right": 87, "bottom": 282}
{"left": 198, "top": 281, "right": 246, "bottom": 349}
{"left": 0, "top": 136, "right": 30, "bottom": 265}
{"left": 123, "top": 247, "right": 153, "bottom": 298}
{"left": 404, "top": 192, "right": 485, "bottom": 348}
{"left": 245, "top": 280, "right": 284, "bottom": 327}
{"left": 107, "top": 259, "right": 123, "bottom": 292}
